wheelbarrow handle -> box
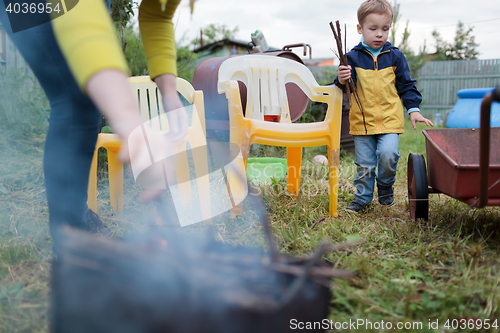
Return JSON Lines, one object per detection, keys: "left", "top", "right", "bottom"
{"left": 478, "top": 85, "right": 500, "bottom": 207}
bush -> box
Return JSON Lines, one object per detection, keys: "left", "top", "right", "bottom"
{"left": 0, "top": 68, "right": 49, "bottom": 135}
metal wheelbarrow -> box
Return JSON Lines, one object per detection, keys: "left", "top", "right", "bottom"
{"left": 408, "top": 87, "right": 500, "bottom": 220}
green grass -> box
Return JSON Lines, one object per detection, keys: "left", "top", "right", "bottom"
{"left": 0, "top": 119, "right": 499, "bottom": 332}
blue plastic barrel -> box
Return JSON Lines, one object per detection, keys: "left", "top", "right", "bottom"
{"left": 445, "top": 88, "right": 500, "bottom": 128}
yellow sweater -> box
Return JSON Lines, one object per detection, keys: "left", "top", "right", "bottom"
{"left": 52, "top": 0, "right": 181, "bottom": 90}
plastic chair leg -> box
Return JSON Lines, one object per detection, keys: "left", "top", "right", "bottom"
{"left": 87, "top": 148, "right": 99, "bottom": 213}
{"left": 227, "top": 152, "right": 246, "bottom": 218}
{"left": 328, "top": 146, "right": 340, "bottom": 217}
{"left": 192, "top": 145, "right": 211, "bottom": 221}
{"left": 286, "top": 147, "right": 303, "bottom": 198}
{"left": 175, "top": 149, "right": 192, "bottom": 207}
{"left": 107, "top": 148, "right": 124, "bottom": 212}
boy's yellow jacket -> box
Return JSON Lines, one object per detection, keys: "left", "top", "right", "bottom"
{"left": 52, "top": 0, "right": 181, "bottom": 90}
{"left": 334, "top": 42, "right": 422, "bottom": 135}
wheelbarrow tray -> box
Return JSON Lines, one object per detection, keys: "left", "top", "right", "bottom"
{"left": 423, "top": 128, "right": 500, "bottom": 205}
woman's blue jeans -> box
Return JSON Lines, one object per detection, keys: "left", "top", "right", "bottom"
{"left": 0, "top": 9, "right": 101, "bottom": 243}
{"left": 352, "top": 133, "right": 400, "bottom": 204}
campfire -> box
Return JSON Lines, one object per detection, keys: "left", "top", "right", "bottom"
{"left": 51, "top": 195, "right": 358, "bottom": 332}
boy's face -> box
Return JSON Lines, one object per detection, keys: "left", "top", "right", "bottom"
{"left": 357, "top": 13, "right": 392, "bottom": 49}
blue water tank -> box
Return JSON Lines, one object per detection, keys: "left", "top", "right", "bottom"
{"left": 445, "top": 88, "right": 500, "bottom": 128}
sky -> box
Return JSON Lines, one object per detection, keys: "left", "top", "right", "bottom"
{"left": 170, "top": 0, "right": 500, "bottom": 62}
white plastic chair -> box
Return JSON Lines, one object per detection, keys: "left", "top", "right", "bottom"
{"left": 218, "top": 55, "right": 343, "bottom": 216}
{"left": 87, "top": 77, "right": 209, "bottom": 217}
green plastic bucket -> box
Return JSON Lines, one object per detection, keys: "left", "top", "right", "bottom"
{"left": 246, "top": 157, "right": 287, "bottom": 185}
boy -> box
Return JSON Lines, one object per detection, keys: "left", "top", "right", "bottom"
{"left": 334, "top": 0, "right": 433, "bottom": 213}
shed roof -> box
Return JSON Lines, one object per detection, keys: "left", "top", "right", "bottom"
{"left": 193, "top": 38, "right": 252, "bottom": 53}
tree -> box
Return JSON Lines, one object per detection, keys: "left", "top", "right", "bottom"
{"left": 192, "top": 23, "right": 239, "bottom": 47}
{"left": 390, "top": 1, "right": 427, "bottom": 80}
{"left": 119, "top": 27, "right": 199, "bottom": 82}
{"left": 398, "top": 21, "right": 427, "bottom": 80}
{"left": 389, "top": 0, "right": 401, "bottom": 46}
{"left": 432, "top": 21, "right": 479, "bottom": 60}
{"left": 123, "top": 26, "right": 147, "bottom": 76}
{"left": 107, "top": 2, "right": 199, "bottom": 82}
{"left": 110, "top": 0, "right": 137, "bottom": 52}
{"left": 176, "top": 34, "right": 198, "bottom": 82}
{"left": 110, "top": 0, "right": 136, "bottom": 27}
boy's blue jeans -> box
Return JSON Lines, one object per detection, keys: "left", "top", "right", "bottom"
{"left": 0, "top": 10, "right": 101, "bottom": 244}
{"left": 352, "top": 134, "right": 400, "bottom": 205}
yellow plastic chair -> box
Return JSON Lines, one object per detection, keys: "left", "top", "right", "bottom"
{"left": 87, "top": 76, "right": 208, "bottom": 215}
{"left": 218, "top": 55, "right": 343, "bottom": 217}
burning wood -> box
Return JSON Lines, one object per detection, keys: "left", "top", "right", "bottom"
{"left": 329, "top": 20, "right": 368, "bottom": 135}
{"left": 51, "top": 225, "right": 358, "bottom": 332}
{"left": 51, "top": 185, "right": 360, "bottom": 332}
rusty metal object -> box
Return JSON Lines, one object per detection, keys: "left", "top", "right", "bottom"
{"left": 191, "top": 56, "right": 241, "bottom": 141}
{"left": 263, "top": 51, "right": 309, "bottom": 122}
{"left": 423, "top": 127, "right": 500, "bottom": 206}
{"left": 479, "top": 87, "right": 500, "bottom": 207}
{"left": 192, "top": 52, "right": 310, "bottom": 141}
{"left": 409, "top": 86, "right": 500, "bottom": 223}
{"left": 281, "top": 43, "right": 312, "bottom": 59}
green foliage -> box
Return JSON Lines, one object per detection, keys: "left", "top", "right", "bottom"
{"left": 0, "top": 282, "right": 24, "bottom": 302}
{"left": 123, "top": 26, "right": 148, "bottom": 76}
{"left": 0, "top": 119, "right": 500, "bottom": 330}
{"left": 0, "top": 68, "right": 49, "bottom": 135}
{"left": 110, "top": 0, "right": 137, "bottom": 61}
{"left": 297, "top": 67, "right": 338, "bottom": 124}
{"left": 110, "top": 0, "right": 136, "bottom": 28}
{"left": 176, "top": 35, "right": 198, "bottom": 82}
{"left": 390, "top": 1, "right": 427, "bottom": 80}
{"left": 389, "top": 0, "right": 401, "bottom": 46}
{"left": 121, "top": 27, "right": 199, "bottom": 82}
{"left": 115, "top": 14, "right": 198, "bottom": 82}
{"left": 297, "top": 102, "right": 328, "bottom": 123}
{"left": 398, "top": 21, "right": 427, "bottom": 80}
{"left": 101, "top": 125, "right": 113, "bottom": 133}
{"left": 316, "top": 66, "right": 337, "bottom": 86}
{"left": 432, "top": 21, "right": 479, "bottom": 60}
{"left": 192, "top": 23, "right": 239, "bottom": 47}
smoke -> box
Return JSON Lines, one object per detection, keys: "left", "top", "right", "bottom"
{"left": 51, "top": 193, "right": 331, "bottom": 333}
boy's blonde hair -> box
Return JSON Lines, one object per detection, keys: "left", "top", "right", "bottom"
{"left": 357, "top": 0, "right": 394, "bottom": 25}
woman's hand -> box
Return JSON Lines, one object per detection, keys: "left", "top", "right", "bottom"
{"left": 86, "top": 70, "right": 188, "bottom": 201}
{"left": 155, "top": 74, "right": 189, "bottom": 142}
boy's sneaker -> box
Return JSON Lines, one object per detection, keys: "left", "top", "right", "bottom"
{"left": 378, "top": 186, "right": 395, "bottom": 206}
{"left": 346, "top": 199, "right": 367, "bottom": 213}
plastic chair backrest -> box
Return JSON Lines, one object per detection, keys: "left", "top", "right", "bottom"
{"left": 217, "top": 55, "right": 325, "bottom": 122}
{"left": 128, "top": 76, "right": 200, "bottom": 132}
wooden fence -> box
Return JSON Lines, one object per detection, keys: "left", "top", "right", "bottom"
{"left": 0, "top": 24, "right": 38, "bottom": 94}
{"left": 417, "top": 59, "right": 500, "bottom": 117}
{"left": 0, "top": 23, "right": 33, "bottom": 73}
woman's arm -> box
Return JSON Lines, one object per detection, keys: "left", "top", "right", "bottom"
{"left": 154, "top": 73, "right": 188, "bottom": 141}
{"left": 51, "top": 0, "right": 128, "bottom": 91}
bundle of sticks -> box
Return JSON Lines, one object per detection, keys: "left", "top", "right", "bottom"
{"left": 329, "top": 20, "right": 367, "bottom": 135}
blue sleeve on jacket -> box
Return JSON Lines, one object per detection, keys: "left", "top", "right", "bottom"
{"left": 394, "top": 49, "right": 422, "bottom": 110}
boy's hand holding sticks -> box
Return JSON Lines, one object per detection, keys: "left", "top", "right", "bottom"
{"left": 329, "top": 21, "right": 368, "bottom": 135}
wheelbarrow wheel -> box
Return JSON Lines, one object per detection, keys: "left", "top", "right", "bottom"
{"left": 407, "top": 153, "right": 428, "bottom": 220}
